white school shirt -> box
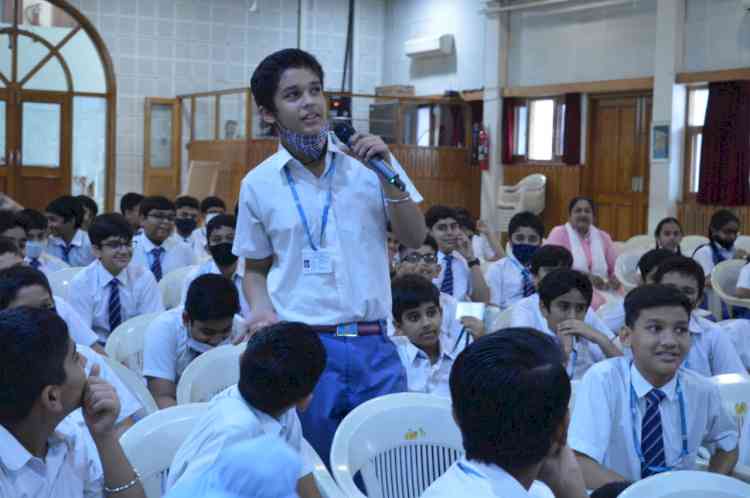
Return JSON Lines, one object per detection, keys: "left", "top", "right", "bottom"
{"left": 568, "top": 357, "right": 738, "bottom": 482}
{"left": 131, "top": 232, "right": 196, "bottom": 279}
{"left": 67, "top": 260, "right": 164, "bottom": 344}
{"left": 693, "top": 244, "right": 735, "bottom": 278}
{"left": 142, "top": 307, "right": 245, "bottom": 383}
{"left": 180, "top": 258, "right": 251, "bottom": 320}
{"left": 720, "top": 319, "right": 750, "bottom": 371}
{"left": 736, "top": 262, "right": 750, "bottom": 290}
{"left": 434, "top": 250, "right": 473, "bottom": 302}
{"left": 684, "top": 313, "right": 746, "bottom": 376}
{"left": 173, "top": 229, "right": 209, "bottom": 261}
{"left": 166, "top": 384, "right": 312, "bottom": 491}
{"left": 0, "top": 416, "right": 104, "bottom": 498}
{"left": 232, "top": 136, "right": 422, "bottom": 325}
{"left": 54, "top": 296, "right": 99, "bottom": 348}
{"left": 25, "top": 252, "right": 69, "bottom": 278}
{"left": 485, "top": 255, "right": 526, "bottom": 309}
{"left": 740, "top": 408, "right": 750, "bottom": 466}
{"left": 391, "top": 333, "right": 458, "bottom": 397}
{"left": 472, "top": 234, "right": 498, "bottom": 262}
{"left": 387, "top": 292, "right": 463, "bottom": 340}
{"left": 47, "top": 229, "right": 95, "bottom": 267}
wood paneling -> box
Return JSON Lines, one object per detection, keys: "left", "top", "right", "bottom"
{"left": 503, "top": 164, "right": 583, "bottom": 233}
{"left": 677, "top": 202, "right": 750, "bottom": 236}
{"left": 502, "top": 77, "right": 654, "bottom": 98}
{"left": 677, "top": 67, "right": 750, "bottom": 84}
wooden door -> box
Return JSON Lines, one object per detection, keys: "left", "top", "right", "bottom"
{"left": 585, "top": 94, "right": 651, "bottom": 241}
{"left": 144, "top": 98, "right": 181, "bottom": 198}
{"left": 0, "top": 90, "right": 9, "bottom": 196}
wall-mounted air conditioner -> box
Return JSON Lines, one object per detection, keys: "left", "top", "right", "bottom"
{"left": 404, "top": 34, "right": 454, "bottom": 58}
{"left": 743, "top": 0, "right": 750, "bottom": 11}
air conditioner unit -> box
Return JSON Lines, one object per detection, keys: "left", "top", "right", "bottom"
{"left": 404, "top": 34, "right": 454, "bottom": 58}
{"left": 744, "top": 0, "right": 750, "bottom": 11}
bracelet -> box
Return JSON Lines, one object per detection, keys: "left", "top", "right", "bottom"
{"left": 104, "top": 468, "right": 141, "bottom": 494}
{"left": 468, "top": 258, "right": 481, "bottom": 267}
{"left": 385, "top": 194, "right": 411, "bottom": 204}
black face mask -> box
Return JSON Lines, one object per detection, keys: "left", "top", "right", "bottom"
{"left": 713, "top": 236, "right": 735, "bottom": 251}
{"left": 175, "top": 218, "right": 197, "bottom": 237}
{"left": 209, "top": 242, "right": 238, "bottom": 267}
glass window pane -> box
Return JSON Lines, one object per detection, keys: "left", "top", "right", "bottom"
{"left": 691, "top": 133, "right": 702, "bottom": 193}
{"left": 514, "top": 105, "right": 527, "bottom": 156}
{"left": 72, "top": 97, "right": 106, "bottom": 208}
{"left": 251, "top": 99, "right": 276, "bottom": 139}
{"left": 150, "top": 104, "right": 173, "bottom": 168}
{"left": 0, "top": 33, "right": 11, "bottom": 83}
{"left": 17, "top": 34, "right": 49, "bottom": 83}
{"left": 24, "top": 54, "right": 67, "bottom": 91}
{"left": 60, "top": 30, "right": 106, "bottom": 93}
{"left": 529, "top": 99, "right": 554, "bottom": 161}
{"left": 194, "top": 96, "right": 215, "bottom": 140}
{"left": 417, "top": 106, "right": 430, "bottom": 146}
{"left": 22, "top": 102, "right": 60, "bottom": 167}
{"left": 689, "top": 88, "right": 709, "bottom": 127}
{"left": 366, "top": 99, "right": 397, "bottom": 144}
{"left": 218, "top": 93, "right": 246, "bottom": 140}
{"left": 555, "top": 102, "right": 566, "bottom": 157}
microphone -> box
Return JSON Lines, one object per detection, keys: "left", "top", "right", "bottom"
{"left": 333, "top": 122, "right": 406, "bottom": 192}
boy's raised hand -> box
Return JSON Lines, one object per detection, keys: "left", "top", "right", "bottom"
{"left": 459, "top": 316, "right": 485, "bottom": 340}
{"left": 456, "top": 231, "right": 475, "bottom": 260}
{"left": 82, "top": 364, "right": 121, "bottom": 438}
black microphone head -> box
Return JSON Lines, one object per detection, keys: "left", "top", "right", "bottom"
{"left": 333, "top": 121, "right": 356, "bottom": 145}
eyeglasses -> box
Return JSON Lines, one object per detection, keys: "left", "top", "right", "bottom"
{"left": 101, "top": 240, "right": 133, "bottom": 251}
{"left": 148, "top": 213, "right": 176, "bottom": 223}
{"left": 402, "top": 253, "right": 438, "bottom": 264}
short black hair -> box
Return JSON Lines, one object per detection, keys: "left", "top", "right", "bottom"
{"left": 391, "top": 273, "right": 440, "bottom": 323}
{"left": 651, "top": 256, "right": 706, "bottom": 296}
{"left": 529, "top": 245, "right": 573, "bottom": 275}
{"left": 508, "top": 211, "right": 544, "bottom": 239}
{"left": 637, "top": 248, "right": 675, "bottom": 281}
{"left": 708, "top": 209, "right": 740, "bottom": 237}
{"left": 0, "top": 307, "right": 70, "bottom": 423}
{"left": 538, "top": 268, "right": 593, "bottom": 309}
{"left": 184, "top": 274, "right": 240, "bottom": 322}
{"left": 654, "top": 217, "right": 682, "bottom": 240}
{"left": 0, "top": 266, "right": 53, "bottom": 310}
{"left": 0, "top": 237, "right": 20, "bottom": 256}
{"left": 139, "top": 196, "right": 175, "bottom": 217}
{"left": 624, "top": 284, "right": 692, "bottom": 328}
{"left": 16, "top": 209, "right": 47, "bottom": 231}
{"left": 175, "top": 196, "right": 200, "bottom": 211}
{"left": 238, "top": 322, "right": 326, "bottom": 415}
{"left": 590, "top": 482, "right": 632, "bottom": 498}
{"left": 200, "top": 196, "right": 226, "bottom": 214}
{"left": 424, "top": 205, "right": 457, "bottom": 229}
{"left": 0, "top": 210, "right": 27, "bottom": 235}
{"left": 399, "top": 234, "right": 438, "bottom": 257}
{"left": 450, "top": 328, "right": 569, "bottom": 469}
{"left": 46, "top": 195, "right": 84, "bottom": 228}
{"left": 568, "top": 196, "right": 595, "bottom": 214}
{"left": 75, "top": 195, "right": 98, "bottom": 218}
{"left": 120, "top": 193, "right": 144, "bottom": 214}
{"left": 206, "top": 214, "right": 236, "bottom": 240}
{"left": 456, "top": 214, "right": 476, "bottom": 233}
{"left": 88, "top": 214, "right": 133, "bottom": 247}
{"left": 250, "top": 49, "right": 325, "bottom": 114}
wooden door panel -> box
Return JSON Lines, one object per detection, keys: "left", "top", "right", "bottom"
{"left": 144, "top": 98, "right": 180, "bottom": 198}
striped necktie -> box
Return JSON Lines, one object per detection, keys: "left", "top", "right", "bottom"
{"left": 61, "top": 243, "right": 73, "bottom": 264}
{"left": 440, "top": 253, "right": 454, "bottom": 296}
{"left": 521, "top": 268, "right": 535, "bottom": 297}
{"left": 108, "top": 278, "right": 122, "bottom": 332}
{"left": 150, "top": 247, "right": 165, "bottom": 281}
{"left": 641, "top": 389, "right": 667, "bottom": 478}
{"left": 29, "top": 258, "right": 41, "bottom": 270}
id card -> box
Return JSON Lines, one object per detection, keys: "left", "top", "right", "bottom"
{"left": 302, "top": 249, "right": 333, "bottom": 274}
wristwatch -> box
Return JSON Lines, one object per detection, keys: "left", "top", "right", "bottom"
{"left": 468, "top": 258, "right": 481, "bottom": 268}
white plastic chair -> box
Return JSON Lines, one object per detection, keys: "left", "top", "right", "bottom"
{"left": 736, "top": 235, "right": 750, "bottom": 254}
{"left": 614, "top": 249, "right": 646, "bottom": 293}
{"left": 101, "top": 355, "right": 158, "bottom": 417}
{"left": 496, "top": 174, "right": 546, "bottom": 232}
{"left": 613, "top": 241, "right": 625, "bottom": 255}
{"left": 711, "top": 260, "right": 750, "bottom": 316}
{"left": 119, "top": 403, "right": 209, "bottom": 498}
{"left": 618, "top": 470, "right": 750, "bottom": 498}
{"left": 330, "top": 392, "right": 464, "bottom": 498}
{"left": 681, "top": 235, "right": 709, "bottom": 257}
{"left": 158, "top": 265, "right": 197, "bottom": 309}
{"left": 718, "top": 320, "right": 750, "bottom": 373}
{"left": 596, "top": 299, "right": 625, "bottom": 334}
{"left": 622, "top": 234, "right": 654, "bottom": 253}
{"left": 301, "top": 438, "right": 348, "bottom": 498}
{"left": 105, "top": 311, "right": 163, "bottom": 374}
{"left": 48, "top": 266, "right": 85, "bottom": 301}
{"left": 176, "top": 344, "right": 244, "bottom": 404}
{"left": 488, "top": 306, "right": 514, "bottom": 332}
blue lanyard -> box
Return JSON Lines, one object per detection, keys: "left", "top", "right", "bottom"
{"left": 284, "top": 160, "right": 336, "bottom": 251}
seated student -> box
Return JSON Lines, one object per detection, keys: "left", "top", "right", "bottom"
{"left": 568, "top": 284, "right": 738, "bottom": 489}
{"left": 426, "top": 205, "right": 490, "bottom": 303}
{"left": 454, "top": 208, "right": 503, "bottom": 263}
{"left": 422, "top": 329, "right": 588, "bottom": 498}
{"left": 68, "top": 214, "right": 164, "bottom": 345}
{"left": 120, "top": 192, "right": 144, "bottom": 234}
{"left": 45, "top": 195, "right": 95, "bottom": 267}
{"left": 0, "top": 237, "right": 23, "bottom": 271}
{"left": 180, "top": 214, "right": 249, "bottom": 319}
{"left": 76, "top": 195, "right": 98, "bottom": 232}
{"left": 143, "top": 274, "right": 243, "bottom": 409}
{"left": 197, "top": 195, "right": 227, "bottom": 244}
{"left": 0, "top": 209, "right": 27, "bottom": 256}
{"left": 131, "top": 196, "right": 195, "bottom": 282}
{"left": 651, "top": 256, "right": 745, "bottom": 376}
{"left": 166, "top": 322, "right": 326, "bottom": 498}
{"left": 509, "top": 245, "right": 615, "bottom": 339}
{"left": 486, "top": 211, "right": 543, "bottom": 309}
{"left": 0, "top": 307, "right": 145, "bottom": 498}
{"left": 654, "top": 217, "right": 683, "bottom": 254}
{"left": 174, "top": 195, "right": 207, "bottom": 259}
{"left": 15, "top": 208, "right": 69, "bottom": 275}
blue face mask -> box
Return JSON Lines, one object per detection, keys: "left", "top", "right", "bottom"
{"left": 278, "top": 124, "right": 330, "bottom": 163}
{"left": 512, "top": 243, "right": 538, "bottom": 266}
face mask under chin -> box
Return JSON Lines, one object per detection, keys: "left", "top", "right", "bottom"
{"left": 278, "top": 123, "right": 330, "bottom": 163}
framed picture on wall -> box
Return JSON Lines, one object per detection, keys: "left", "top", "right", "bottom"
{"left": 651, "top": 122, "right": 670, "bottom": 162}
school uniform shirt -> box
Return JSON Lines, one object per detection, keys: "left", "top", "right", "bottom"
{"left": 740, "top": 408, "right": 750, "bottom": 466}
{"left": 54, "top": 296, "right": 99, "bottom": 348}
{"left": 232, "top": 135, "right": 422, "bottom": 325}
{"left": 720, "top": 319, "right": 750, "bottom": 371}
{"left": 166, "top": 384, "right": 312, "bottom": 491}
{"left": 142, "top": 307, "right": 245, "bottom": 384}
{"left": 386, "top": 292, "right": 463, "bottom": 340}
{"left": 472, "top": 234, "right": 498, "bottom": 262}
{"left": 172, "top": 229, "right": 209, "bottom": 262}
{"left": 693, "top": 244, "right": 735, "bottom": 279}
{"left": 568, "top": 357, "right": 738, "bottom": 482}
{"left": 46, "top": 229, "right": 95, "bottom": 267}
{"left": 0, "top": 416, "right": 103, "bottom": 498}
{"left": 67, "top": 260, "right": 164, "bottom": 344}
{"left": 131, "top": 232, "right": 196, "bottom": 279}
{"left": 180, "top": 258, "right": 250, "bottom": 320}
{"left": 683, "top": 313, "right": 746, "bottom": 376}
{"left": 25, "top": 252, "right": 69, "bottom": 278}
{"left": 434, "top": 250, "right": 473, "bottom": 302}
{"left": 391, "top": 333, "right": 458, "bottom": 397}
{"left": 485, "top": 255, "right": 527, "bottom": 310}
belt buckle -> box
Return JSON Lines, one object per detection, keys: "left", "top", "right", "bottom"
{"left": 336, "top": 322, "right": 358, "bottom": 337}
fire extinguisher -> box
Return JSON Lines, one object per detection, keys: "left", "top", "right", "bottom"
{"left": 478, "top": 125, "right": 489, "bottom": 171}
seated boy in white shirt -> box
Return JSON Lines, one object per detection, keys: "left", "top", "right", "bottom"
{"left": 119, "top": 193, "right": 144, "bottom": 235}
{"left": 15, "top": 208, "right": 69, "bottom": 276}
{"left": 174, "top": 195, "right": 207, "bottom": 260}
{"left": 423, "top": 328, "right": 588, "bottom": 498}
{"left": 0, "top": 237, "right": 23, "bottom": 271}
{"left": 486, "top": 211, "right": 544, "bottom": 309}
{"left": 131, "top": 196, "right": 196, "bottom": 282}
{"left": 569, "top": 284, "right": 739, "bottom": 489}
{"left": 0, "top": 307, "right": 145, "bottom": 498}
{"left": 166, "top": 321, "right": 326, "bottom": 498}
{"left": 44, "top": 195, "right": 95, "bottom": 267}
{"left": 195, "top": 195, "right": 227, "bottom": 249}
{"left": 68, "top": 214, "right": 164, "bottom": 345}
{"left": 143, "top": 274, "right": 242, "bottom": 409}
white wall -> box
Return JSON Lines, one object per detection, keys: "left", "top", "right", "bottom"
{"left": 683, "top": 0, "right": 750, "bottom": 72}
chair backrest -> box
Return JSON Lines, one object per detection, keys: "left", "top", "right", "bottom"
{"left": 330, "top": 392, "right": 464, "bottom": 498}
{"left": 158, "top": 265, "right": 197, "bottom": 309}
{"left": 488, "top": 306, "right": 514, "bottom": 332}
{"left": 496, "top": 174, "right": 546, "bottom": 215}
{"left": 710, "top": 373, "right": 750, "bottom": 424}
{"left": 622, "top": 234, "right": 654, "bottom": 253}
{"left": 183, "top": 160, "right": 233, "bottom": 202}
{"left": 176, "top": 344, "right": 244, "bottom": 404}
{"left": 736, "top": 235, "right": 750, "bottom": 253}
{"left": 48, "top": 267, "right": 85, "bottom": 301}
{"left": 681, "top": 235, "right": 709, "bottom": 257}
{"left": 614, "top": 249, "right": 646, "bottom": 293}
{"left": 301, "top": 438, "right": 348, "bottom": 498}
{"left": 101, "top": 355, "right": 158, "bottom": 417}
{"left": 711, "top": 260, "right": 750, "bottom": 311}
{"left": 105, "top": 311, "right": 163, "bottom": 373}
{"left": 119, "top": 403, "right": 209, "bottom": 498}
{"left": 618, "top": 470, "right": 750, "bottom": 498}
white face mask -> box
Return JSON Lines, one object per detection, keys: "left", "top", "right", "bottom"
{"left": 186, "top": 324, "right": 230, "bottom": 354}
{"left": 25, "top": 240, "right": 45, "bottom": 259}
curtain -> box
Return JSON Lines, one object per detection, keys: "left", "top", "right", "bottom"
{"left": 697, "top": 81, "right": 750, "bottom": 205}
{"left": 563, "top": 93, "right": 581, "bottom": 165}
{"left": 501, "top": 97, "right": 516, "bottom": 164}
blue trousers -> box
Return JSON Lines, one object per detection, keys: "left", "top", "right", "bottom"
{"left": 299, "top": 332, "right": 407, "bottom": 467}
